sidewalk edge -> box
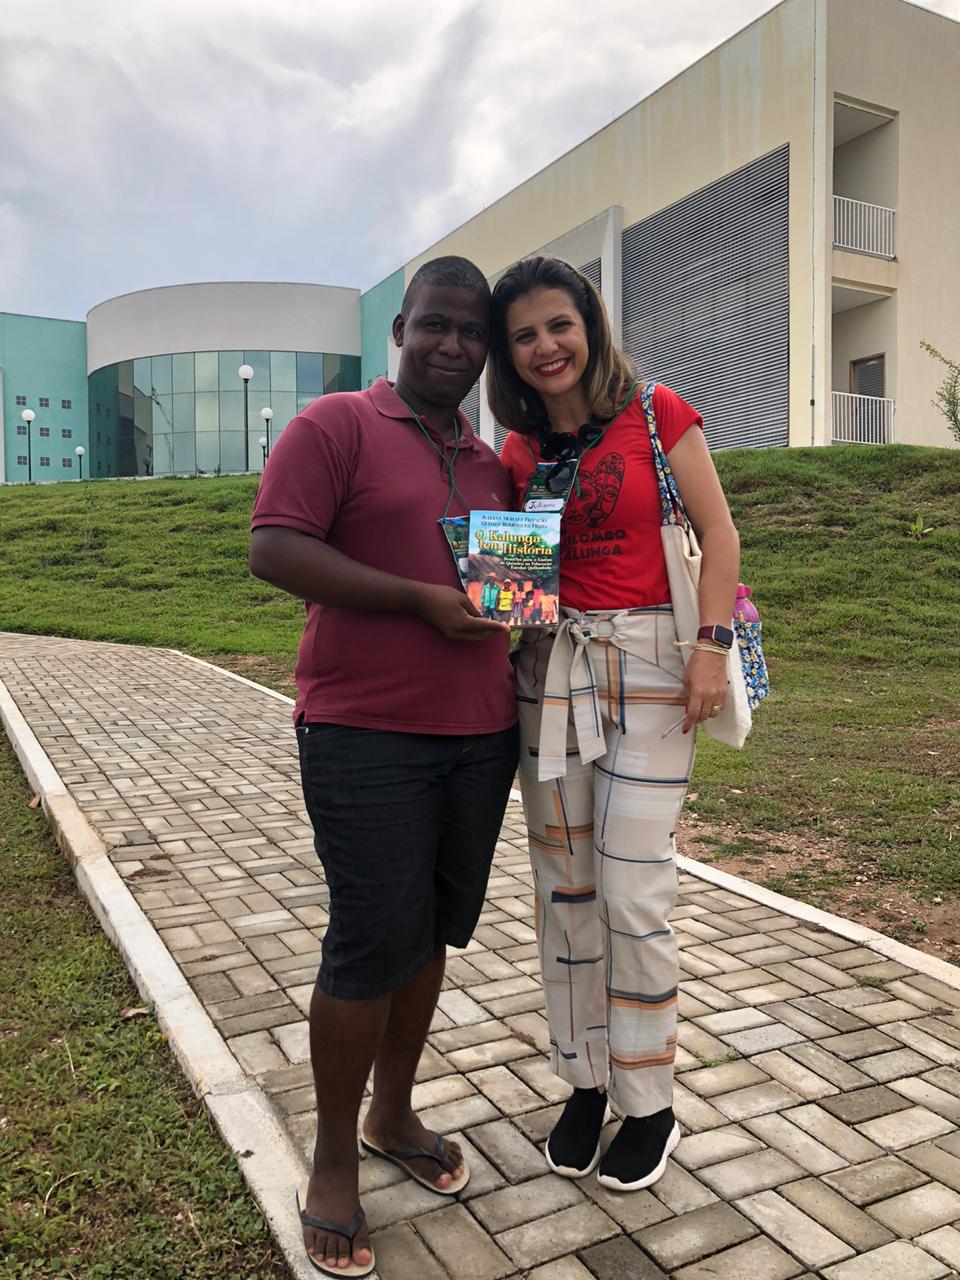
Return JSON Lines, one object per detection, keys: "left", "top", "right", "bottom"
{"left": 0, "top": 674, "right": 320, "bottom": 1280}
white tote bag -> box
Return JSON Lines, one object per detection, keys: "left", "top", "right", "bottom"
{"left": 641, "top": 384, "right": 752, "bottom": 750}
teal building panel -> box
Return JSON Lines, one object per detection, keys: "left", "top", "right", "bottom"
{"left": 360, "top": 269, "right": 404, "bottom": 389}
{"left": 0, "top": 312, "right": 88, "bottom": 482}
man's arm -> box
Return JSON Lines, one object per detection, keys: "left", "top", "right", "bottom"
{"left": 249, "top": 526, "right": 506, "bottom": 643}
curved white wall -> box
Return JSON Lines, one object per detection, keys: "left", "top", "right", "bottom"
{"left": 86, "top": 281, "right": 360, "bottom": 374}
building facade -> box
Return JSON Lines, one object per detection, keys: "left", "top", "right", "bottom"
{"left": 2, "top": 0, "right": 957, "bottom": 484}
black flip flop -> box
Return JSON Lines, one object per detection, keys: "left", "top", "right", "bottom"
{"left": 296, "top": 1180, "right": 376, "bottom": 1277}
{"left": 360, "top": 1131, "right": 470, "bottom": 1195}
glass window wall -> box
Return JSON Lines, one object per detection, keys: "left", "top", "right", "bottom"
{"left": 86, "top": 348, "right": 359, "bottom": 477}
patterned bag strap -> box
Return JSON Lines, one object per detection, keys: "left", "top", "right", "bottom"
{"left": 640, "top": 381, "right": 688, "bottom": 528}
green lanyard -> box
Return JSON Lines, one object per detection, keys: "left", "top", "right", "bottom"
{"left": 402, "top": 400, "right": 466, "bottom": 520}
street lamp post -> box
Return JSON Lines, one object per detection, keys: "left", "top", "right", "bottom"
{"left": 75, "top": 445, "right": 85, "bottom": 480}
{"left": 21, "top": 409, "right": 35, "bottom": 482}
{"left": 258, "top": 436, "right": 269, "bottom": 468}
{"left": 238, "top": 363, "right": 254, "bottom": 472}
{"left": 260, "top": 406, "right": 273, "bottom": 456}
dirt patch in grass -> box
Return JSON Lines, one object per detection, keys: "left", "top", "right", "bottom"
{"left": 677, "top": 815, "right": 960, "bottom": 965}
{"left": 201, "top": 651, "right": 298, "bottom": 701}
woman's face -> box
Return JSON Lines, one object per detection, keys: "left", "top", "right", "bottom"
{"left": 505, "top": 286, "right": 590, "bottom": 402}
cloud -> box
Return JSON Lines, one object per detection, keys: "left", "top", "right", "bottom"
{"left": 0, "top": 0, "right": 957, "bottom": 318}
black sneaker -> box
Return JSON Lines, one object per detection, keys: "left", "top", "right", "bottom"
{"left": 545, "top": 1087, "right": 609, "bottom": 1178}
{"left": 597, "top": 1107, "right": 680, "bottom": 1191}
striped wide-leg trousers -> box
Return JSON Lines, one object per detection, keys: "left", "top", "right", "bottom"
{"left": 515, "top": 607, "right": 695, "bottom": 1117}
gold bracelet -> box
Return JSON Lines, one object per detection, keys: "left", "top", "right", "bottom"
{"left": 676, "top": 640, "right": 730, "bottom": 656}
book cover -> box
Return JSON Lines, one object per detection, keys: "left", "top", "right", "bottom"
{"left": 466, "top": 510, "right": 561, "bottom": 626}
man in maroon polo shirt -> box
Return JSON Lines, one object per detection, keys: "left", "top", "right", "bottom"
{"left": 250, "top": 256, "right": 518, "bottom": 1277}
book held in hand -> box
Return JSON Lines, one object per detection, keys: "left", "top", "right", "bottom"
{"left": 466, "top": 510, "right": 561, "bottom": 627}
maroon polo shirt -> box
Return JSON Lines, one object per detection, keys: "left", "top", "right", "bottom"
{"left": 251, "top": 378, "right": 517, "bottom": 735}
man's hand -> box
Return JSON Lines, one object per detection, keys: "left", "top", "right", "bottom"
{"left": 415, "top": 584, "right": 510, "bottom": 642}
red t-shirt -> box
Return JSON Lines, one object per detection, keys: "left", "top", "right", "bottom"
{"left": 251, "top": 378, "right": 517, "bottom": 734}
{"left": 500, "top": 386, "right": 702, "bottom": 611}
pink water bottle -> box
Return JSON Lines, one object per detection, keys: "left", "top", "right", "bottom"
{"left": 735, "top": 583, "right": 760, "bottom": 623}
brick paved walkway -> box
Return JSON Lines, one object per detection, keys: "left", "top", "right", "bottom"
{"left": 3, "top": 632, "right": 960, "bottom": 1280}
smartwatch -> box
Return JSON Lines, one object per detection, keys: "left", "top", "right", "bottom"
{"left": 697, "top": 624, "right": 734, "bottom": 649}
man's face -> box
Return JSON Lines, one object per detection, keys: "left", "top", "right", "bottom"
{"left": 393, "top": 284, "right": 490, "bottom": 409}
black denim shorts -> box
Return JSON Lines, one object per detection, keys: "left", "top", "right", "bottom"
{"left": 297, "top": 721, "right": 519, "bottom": 1000}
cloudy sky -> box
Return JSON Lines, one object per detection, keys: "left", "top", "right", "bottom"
{"left": 2, "top": 0, "right": 958, "bottom": 320}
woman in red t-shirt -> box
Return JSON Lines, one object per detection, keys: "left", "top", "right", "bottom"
{"left": 488, "top": 256, "right": 741, "bottom": 1194}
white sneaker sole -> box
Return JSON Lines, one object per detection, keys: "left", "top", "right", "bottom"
{"left": 596, "top": 1120, "right": 681, "bottom": 1192}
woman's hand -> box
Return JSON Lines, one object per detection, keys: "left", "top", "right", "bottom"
{"left": 682, "top": 649, "right": 729, "bottom": 734}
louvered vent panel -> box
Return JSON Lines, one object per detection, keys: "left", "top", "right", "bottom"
{"left": 579, "top": 258, "right": 602, "bottom": 290}
{"left": 459, "top": 382, "right": 481, "bottom": 433}
{"left": 622, "top": 145, "right": 789, "bottom": 450}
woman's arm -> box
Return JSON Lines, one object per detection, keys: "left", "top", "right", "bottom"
{"left": 665, "top": 427, "right": 741, "bottom": 731}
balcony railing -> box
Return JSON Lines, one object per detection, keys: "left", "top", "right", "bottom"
{"left": 832, "top": 391, "right": 895, "bottom": 445}
{"left": 833, "top": 195, "right": 896, "bottom": 259}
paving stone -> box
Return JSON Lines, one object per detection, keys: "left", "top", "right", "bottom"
{"left": 578, "top": 1234, "right": 668, "bottom": 1280}
{"left": 671, "top": 1081, "right": 728, "bottom": 1132}
{"left": 430, "top": 1021, "right": 512, "bottom": 1054}
{"left": 751, "top": 1049, "right": 838, "bottom": 1099}
{"left": 857, "top": 1049, "right": 937, "bottom": 1084}
{"left": 818, "top": 1030, "right": 901, "bottom": 1061}
{"left": 362, "top": 1175, "right": 454, "bottom": 1230}
{"left": 677, "top": 1059, "right": 769, "bottom": 1098}
{"left": 467, "top": 1064, "right": 543, "bottom": 1115}
{"left": 496, "top": 1202, "right": 619, "bottom": 1269}
{"left": 712, "top": 1081, "right": 804, "bottom": 1122}
{"left": 578, "top": 1180, "right": 674, "bottom": 1233}
{"left": 884, "top": 1021, "right": 960, "bottom": 1067}
{"left": 649, "top": 1160, "right": 718, "bottom": 1213}
{"left": 446, "top": 1036, "right": 537, "bottom": 1072}
{"left": 743, "top": 1112, "right": 848, "bottom": 1174}
{"left": 229, "top": 1029, "right": 287, "bottom": 1075}
{"left": 436, "top": 988, "right": 489, "bottom": 1026}
{"left": 819, "top": 1085, "right": 911, "bottom": 1124}
{"left": 409, "top": 1073, "right": 476, "bottom": 1112}
{"left": 272, "top": 1019, "right": 310, "bottom": 1064}
{"left": 527, "top": 1258, "right": 596, "bottom": 1280}
{"left": 469, "top": 1118, "right": 547, "bottom": 1181}
{"left": 416, "top": 1093, "right": 500, "bottom": 1134}
{"left": 693, "top": 1007, "right": 772, "bottom": 1035}
{"left": 448, "top": 1129, "right": 508, "bottom": 1201}
{"left": 720, "top": 1023, "right": 807, "bottom": 1055}
{"left": 697, "top": 1148, "right": 804, "bottom": 1198}
{"left": 511, "top": 1056, "right": 572, "bottom": 1103}
{"left": 900, "top": 1140, "right": 960, "bottom": 1193}
{"left": 415, "top": 1203, "right": 514, "bottom": 1280}
{"left": 867, "top": 1181, "right": 960, "bottom": 1236}
{"left": 916, "top": 1225, "right": 960, "bottom": 1272}
{"left": 470, "top": 1173, "right": 584, "bottom": 1233}
{"left": 673, "top": 1125, "right": 764, "bottom": 1170}
{"left": 820, "top": 1240, "right": 951, "bottom": 1279}
{"left": 783, "top": 1042, "right": 873, "bottom": 1090}
{"left": 785, "top": 1104, "right": 884, "bottom": 1163}
{"left": 779, "top": 1177, "right": 896, "bottom": 1252}
{"left": 890, "top": 1076, "right": 960, "bottom": 1123}
{"left": 823, "top": 1154, "right": 930, "bottom": 1205}
{"left": 367, "top": 1222, "right": 448, "bottom": 1280}
{"left": 637, "top": 1201, "right": 757, "bottom": 1270}
{"left": 856, "top": 1105, "right": 955, "bottom": 1150}
{"left": 671, "top": 1234, "right": 804, "bottom": 1279}
{"left": 735, "top": 1189, "right": 854, "bottom": 1268}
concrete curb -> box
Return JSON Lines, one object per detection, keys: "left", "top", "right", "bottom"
{"left": 0, "top": 674, "right": 319, "bottom": 1280}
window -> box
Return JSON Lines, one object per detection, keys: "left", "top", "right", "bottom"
{"left": 61, "top": 399, "right": 72, "bottom": 409}
{"left": 17, "top": 455, "right": 27, "bottom": 466}
{"left": 62, "top": 457, "right": 73, "bottom": 469}
{"left": 16, "top": 424, "right": 27, "bottom": 436}
{"left": 62, "top": 428, "right": 72, "bottom": 439}
{"left": 16, "top": 395, "right": 26, "bottom": 406}
{"left": 39, "top": 426, "right": 50, "bottom": 437}
{"left": 39, "top": 397, "right": 49, "bottom": 408}
{"left": 39, "top": 457, "right": 50, "bottom": 467}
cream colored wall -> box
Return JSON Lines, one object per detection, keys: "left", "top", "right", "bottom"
{"left": 832, "top": 295, "right": 897, "bottom": 395}
{"left": 828, "top": 0, "right": 960, "bottom": 447}
{"left": 406, "top": 0, "right": 819, "bottom": 448}
{"left": 833, "top": 118, "right": 899, "bottom": 208}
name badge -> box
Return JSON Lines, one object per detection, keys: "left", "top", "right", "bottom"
{"left": 521, "top": 459, "right": 580, "bottom": 513}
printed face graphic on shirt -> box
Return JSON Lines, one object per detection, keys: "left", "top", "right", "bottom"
{"left": 566, "top": 451, "right": 625, "bottom": 528}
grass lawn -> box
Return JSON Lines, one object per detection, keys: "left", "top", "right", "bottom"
{"left": 1, "top": 442, "right": 959, "bottom": 952}
{"left": 0, "top": 733, "right": 291, "bottom": 1279}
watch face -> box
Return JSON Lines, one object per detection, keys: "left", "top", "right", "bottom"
{"left": 715, "top": 625, "right": 734, "bottom": 648}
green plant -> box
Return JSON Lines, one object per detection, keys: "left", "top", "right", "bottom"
{"left": 921, "top": 339, "right": 960, "bottom": 444}
{"left": 908, "top": 513, "right": 934, "bottom": 540}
